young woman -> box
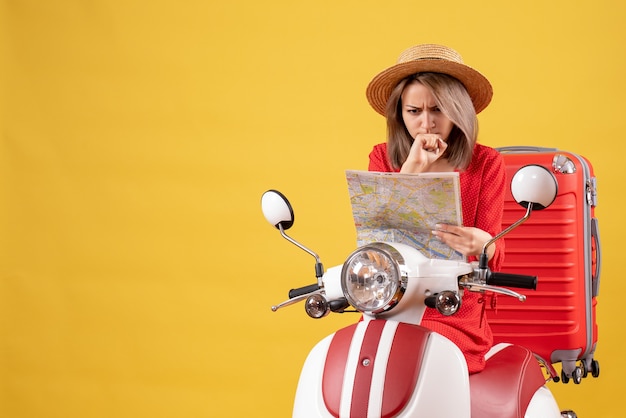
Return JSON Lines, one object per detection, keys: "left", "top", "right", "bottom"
{"left": 365, "top": 44, "right": 506, "bottom": 374}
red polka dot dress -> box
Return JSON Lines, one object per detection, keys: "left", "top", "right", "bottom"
{"left": 368, "top": 142, "right": 506, "bottom": 374}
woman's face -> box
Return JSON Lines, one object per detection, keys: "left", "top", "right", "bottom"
{"left": 400, "top": 81, "right": 454, "bottom": 141}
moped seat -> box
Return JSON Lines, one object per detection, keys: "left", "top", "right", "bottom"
{"left": 469, "top": 344, "right": 546, "bottom": 418}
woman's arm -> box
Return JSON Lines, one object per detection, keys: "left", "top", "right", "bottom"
{"left": 473, "top": 149, "right": 506, "bottom": 271}
{"left": 434, "top": 147, "right": 506, "bottom": 270}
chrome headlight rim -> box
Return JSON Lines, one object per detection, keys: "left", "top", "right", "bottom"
{"left": 340, "top": 242, "right": 408, "bottom": 314}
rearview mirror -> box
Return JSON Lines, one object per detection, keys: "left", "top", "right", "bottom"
{"left": 261, "top": 189, "right": 294, "bottom": 230}
{"left": 510, "top": 165, "right": 558, "bottom": 210}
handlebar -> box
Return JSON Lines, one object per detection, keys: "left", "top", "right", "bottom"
{"left": 487, "top": 272, "right": 537, "bottom": 290}
{"left": 288, "top": 283, "right": 320, "bottom": 299}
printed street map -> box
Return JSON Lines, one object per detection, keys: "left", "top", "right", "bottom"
{"left": 345, "top": 170, "right": 464, "bottom": 261}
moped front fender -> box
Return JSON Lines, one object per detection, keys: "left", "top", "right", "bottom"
{"left": 293, "top": 320, "right": 470, "bottom": 418}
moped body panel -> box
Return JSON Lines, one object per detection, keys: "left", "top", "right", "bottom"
{"left": 293, "top": 320, "right": 470, "bottom": 418}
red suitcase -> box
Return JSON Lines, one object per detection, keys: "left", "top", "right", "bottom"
{"left": 486, "top": 146, "right": 600, "bottom": 384}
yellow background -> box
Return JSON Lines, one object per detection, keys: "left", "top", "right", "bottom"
{"left": 1, "top": 0, "right": 624, "bottom": 417}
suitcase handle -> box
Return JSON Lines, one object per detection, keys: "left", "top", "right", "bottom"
{"left": 496, "top": 146, "right": 559, "bottom": 154}
{"left": 591, "top": 217, "right": 601, "bottom": 297}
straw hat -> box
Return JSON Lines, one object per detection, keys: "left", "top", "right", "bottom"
{"left": 366, "top": 44, "right": 493, "bottom": 115}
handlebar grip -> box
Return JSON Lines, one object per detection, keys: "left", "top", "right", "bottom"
{"left": 288, "top": 284, "right": 320, "bottom": 299}
{"left": 487, "top": 273, "right": 537, "bottom": 290}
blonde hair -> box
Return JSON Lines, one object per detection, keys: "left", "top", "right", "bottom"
{"left": 385, "top": 73, "right": 478, "bottom": 170}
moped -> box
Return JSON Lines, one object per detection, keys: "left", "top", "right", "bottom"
{"left": 262, "top": 164, "right": 577, "bottom": 418}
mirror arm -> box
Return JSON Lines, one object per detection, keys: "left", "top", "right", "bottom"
{"left": 478, "top": 202, "right": 534, "bottom": 271}
{"left": 279, "top": 224, "right": 325, "bottom": 283}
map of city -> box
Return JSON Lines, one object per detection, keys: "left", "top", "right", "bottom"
{"left": 345, "top": 170, "right": 464, "bottom": 260}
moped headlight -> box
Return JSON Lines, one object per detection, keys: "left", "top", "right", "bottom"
{"left": 341, "top": 243, "right": 407, "bottom": 314}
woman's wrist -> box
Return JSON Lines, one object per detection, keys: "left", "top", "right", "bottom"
{"left": 400, "top": 159, "right": 427, "bottom": 173}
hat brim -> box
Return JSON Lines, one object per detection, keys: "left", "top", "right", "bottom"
{"left": 366, "top": 59, "right": 493, "bottom": 115}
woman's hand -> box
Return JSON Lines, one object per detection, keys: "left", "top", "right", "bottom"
{"left": 400, "top": 134, "right": 447, "bottom": 173}
{"left": 432, "top": 224, "right": 495, "bottom": 260}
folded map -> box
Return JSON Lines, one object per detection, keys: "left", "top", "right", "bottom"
{"left": 345, "top": 170, "right": 464, "bottom": 261}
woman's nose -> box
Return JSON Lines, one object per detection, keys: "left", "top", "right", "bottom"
{"left": 420, "top": 112, "right": 435, "bottom": 131}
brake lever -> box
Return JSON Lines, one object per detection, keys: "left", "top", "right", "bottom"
{"left": 460, "top": 280, "right": 526, "bottom": 302}
{"left": 271, "top": 289, "right": 323, "bottom": 312}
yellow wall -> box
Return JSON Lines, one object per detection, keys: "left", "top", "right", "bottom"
{"left": 1, "top": 0, "right": 624, "bottom": 416}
